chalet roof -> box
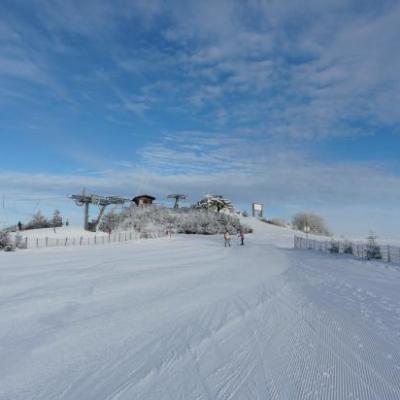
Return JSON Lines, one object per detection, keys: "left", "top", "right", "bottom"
{"left": 132, "top": 194, "right": 156, "bottom": 201}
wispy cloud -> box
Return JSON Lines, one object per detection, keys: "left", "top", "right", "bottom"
{"left": 1, "top": 0, "right": 399, "bottom": 137}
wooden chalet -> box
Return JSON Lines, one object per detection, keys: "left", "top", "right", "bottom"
{"left": 132, "top": 194, "right": 156, "bottom": 206}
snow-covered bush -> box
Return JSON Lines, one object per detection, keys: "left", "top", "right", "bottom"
{"left": 292, "top": 213, "right": 330, "bottom": 236}
{"left": 366, "top": 233, "right": 382, "bottom": 260}
{"left": 24, "top": 210, "right": 51, "bottom": 230}
{"left": 99, "top": 210, "right": 123, "bottom": 232}
{"left": 0, "top": 230, "right": 12, "bottom": 251}
{"left": 22, "top": 209, "right": 65, "bottom": 230}
{"left": 100, "top": 205, "right": 252, "bottom": 235}
{"left": 343, "top": 241, "right": 353, "bottom": 255}
{"left": 329, "top": 241, "right": 340, "bottom": 254}
{"left": 14, "top": 233, "right": 27, "bottom": 249}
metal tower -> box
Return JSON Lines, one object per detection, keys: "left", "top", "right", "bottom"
{"left": 166, "top": 194, "right": 188, "bottom": 209}
{"left": 70, "top": 190, "right": 130, "bottom": 231}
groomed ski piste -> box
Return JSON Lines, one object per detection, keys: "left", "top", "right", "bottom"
{"left": 1, "top": 218, "right": 400, "bottom": 399}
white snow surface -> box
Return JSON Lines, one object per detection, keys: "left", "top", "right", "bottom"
{"left": 1, "top": 218, "right": 400, "bottom": 399}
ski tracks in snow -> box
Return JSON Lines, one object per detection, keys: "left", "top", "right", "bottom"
{"left": 1, "top": 230, "right": 400, "bottom": 399}
{"left": 278, "top": 252, "right": 400, "bottom": 400}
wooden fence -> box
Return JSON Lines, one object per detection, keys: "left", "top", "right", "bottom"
{"left": 14, "top": 229, "right": 167, "bottom": 249}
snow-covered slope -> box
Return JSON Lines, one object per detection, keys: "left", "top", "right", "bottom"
{"left": 243, "top": 217, "right": 296, "bottom": 248}
{"left": 1, "top": 220, "right": 399, "bottom": 399}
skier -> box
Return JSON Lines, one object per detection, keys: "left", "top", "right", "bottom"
{"left": 238, "top": 229, "right": 244, "bottom": 246}
{"left": 17, "top": 221, "right": 22, "bottom": 231}
{"left": 224, "top": 230, "right": 231, "bottom": 247}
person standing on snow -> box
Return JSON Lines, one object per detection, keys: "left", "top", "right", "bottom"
{"left": 238, "top": 229, "right": 244, "bottom": 246}
{"left": 224, "top": 230, "right": 231, "bottom": 247}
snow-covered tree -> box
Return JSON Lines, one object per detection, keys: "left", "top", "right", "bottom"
{"left": 99, "top": 210, "right": 123, "bottom": 232}
{"left": 292, "top": 212, "right": 330, "bottom": 236}
{"left": 366, "top": 232, "right": 382, "bottom": 260}
{"left": 25, "top": 210, "right": 50, "bottom": 230}
{"left": 0, "top": 230, "right": 10, "bottom": 249}
{"left": 52, "top": 209, "right": 63, "bottom": 227}
{"left": 196, "top": 194, "right": 234, "bottom": 213}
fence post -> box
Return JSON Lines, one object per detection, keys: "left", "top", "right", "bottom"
{"left": 25, "top": 237, "right": 28, "bottom": 249}
{"left": 94, "top": 236, "right": 97, "bottom": 245}
{"left": 80, "top": 236, "right": 83, "bottom": 245}
{"left": 36, "top": 238, "right": 39, "bottom": 248}
{"left": 65, "top": 238, "right": 68, "bottom": 246}
{"left": 46, "top": 237, "right": 48, "bottom": 247}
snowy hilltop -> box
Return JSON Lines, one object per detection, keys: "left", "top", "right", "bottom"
{"left": 99, "top": 204, "right": 252, "bottom": 235}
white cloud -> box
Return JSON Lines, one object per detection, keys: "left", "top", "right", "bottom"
{"left": 1, "top": 133, "right": 399, "bottom": 236}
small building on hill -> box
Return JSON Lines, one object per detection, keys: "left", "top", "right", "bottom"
{"left": 132, "top": 195, "right": 156, "bottom": 206}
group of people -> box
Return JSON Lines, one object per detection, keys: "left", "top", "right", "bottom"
{"left": 223, "top": 229, "right": 245, "bottom": 247}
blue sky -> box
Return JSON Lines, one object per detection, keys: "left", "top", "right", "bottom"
{"left": 1, "top": 0, "right": 400, "bottom": 237}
